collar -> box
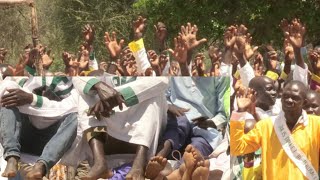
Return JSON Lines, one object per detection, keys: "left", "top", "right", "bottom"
{"left": 282, "top": 110, "right": 308, "bottom": 127}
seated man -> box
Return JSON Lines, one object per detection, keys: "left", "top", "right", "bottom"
{"left": 145, "top": 77, "right": 229, "bottom": 179}
{"left": 6, "top": 76, "right": 169, "bottom": 180}
{"left": 231, "top": 81, "right": 320, "bottom": 180}
{"left": 0, "top": 77, "right": 78, "bottom": 179}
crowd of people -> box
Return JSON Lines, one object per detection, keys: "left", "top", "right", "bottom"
{"left": 228, "top": 18, "right": 320, "bottom": 179}
{"left": 0, "top": 14, "right": 319, "bottom": 180}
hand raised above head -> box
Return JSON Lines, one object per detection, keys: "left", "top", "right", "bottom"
{"left": 284, "top": 18, "right": 306, "bottom": 49}
{"left": 82, "top": 24, "right": 95, "bottom": 45}
{"left": 179, "top": 22, "right": 207, "bottom": 51}
{"left": 154, "top": 22, "right": 167, "bottom": 43}
{"left": 133, "top": 16, "right": 147, "bottom": 40}
{"left": 224, "top": 25, "right": 237, "bottom": 49}
{"left": 168, "top": 36, "right": 188, "bottom": 64}
{"left": 104, "top": 31, "right": 124, "bottom": 59}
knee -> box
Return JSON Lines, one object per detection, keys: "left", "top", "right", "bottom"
{"left": 63, "top": 113, "right": 78, "bottom": 130}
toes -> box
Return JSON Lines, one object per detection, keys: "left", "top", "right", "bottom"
{"left": 161, "top": 158, "right": 167, "bottom": 166}
{"left": 157, "top": 156, "right": 163, "bottom": 162}
{"left": 185, "top": 145, "right": 193, "bottom": 152}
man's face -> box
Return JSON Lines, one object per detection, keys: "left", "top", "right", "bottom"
{"left": 304, "top": 93, "right": 320, "bottom": 115}
{"left": 257, "top": 79, "right": 277, "bottom": 106}
{"left": 281, "top": 84, "right": 305, "bottom": 113}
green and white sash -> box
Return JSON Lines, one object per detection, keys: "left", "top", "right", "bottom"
{"left": 272, "top": 111, "right": 318, "bottom": 180}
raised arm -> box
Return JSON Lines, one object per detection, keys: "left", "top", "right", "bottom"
{"left": 230, "top": 89, "right": 262, "bottom": 156}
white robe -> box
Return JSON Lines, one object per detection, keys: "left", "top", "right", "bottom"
{"left": 0, "top": 77, "right": 169, "bottom": 167}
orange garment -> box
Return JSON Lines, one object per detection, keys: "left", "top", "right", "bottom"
{"left": 230, "top": 112, "right": 320, "bottom": 180}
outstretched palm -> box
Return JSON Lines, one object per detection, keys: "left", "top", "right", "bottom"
{"left": 104, "top": 32, "right": 124, "bottom": 58}
{"left": 179, "top": 23, "right": 207, "bottom": 51}
{"left": 284, "top": 19, "right": 305, "bottom": 48}
{"left": 168, "top": 36, "right": 188, "bottom": 64}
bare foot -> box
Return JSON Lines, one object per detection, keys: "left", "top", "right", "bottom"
{"left": 185, "top": 145, "right": 204, "bottom": 162}
{"left": 81, "top": 161, "right": 113, "bottom": 180}
{"left": 182, "top": 145, "right": 197, "bottom": 180}
{"left": 25, "top": 162, "right": 46, "bottom": 180}
{"left": 1, "top": 156, "right": 18, "bottom": 178}
{"left": 145, "top": 156, "right": 168, "bottom": 179}
{"left": 191, "top": 160, "right": 210, "bottom": 180}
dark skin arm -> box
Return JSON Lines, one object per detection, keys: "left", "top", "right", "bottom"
{"left": 234, "top": 33, "right": 248, "bottom": 68}
{"left": 1, "top": 89, "right": 33, "bottom": 107}
{"left": 133, "top": 16, "right": 147, "bottom": 41}
{"left": 88, "top": 81, "right": 125, "bottom": 120}
{"left": 104, "top": 31, "right": 124, "bottom": 61}
{"left": 168, "top": 36, "right": 190, "bottom": 76}
{"left": 283, "top": 18, "right": 306, "bottom": 69}
{"left": 179, "top": 23, "right": 207, "bottom": 66}
{"left": 154, "top": 22, "right": 168, "bottom": 52}
{"left": 283, "top": 39, "right": 295, "bottom": 75}
{"left": 222, "top": 26, "right": 237, "bottom": 65}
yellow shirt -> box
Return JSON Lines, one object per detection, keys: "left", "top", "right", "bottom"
{"left": 230, "top": 112, "right": 320, "bottom": 180}
{"left": 243, "top": 164, "right": 262, "bottom": 180}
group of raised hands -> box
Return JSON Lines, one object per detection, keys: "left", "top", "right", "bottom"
{"left": 1, "top": 16, "right": 320, "bottom": 79}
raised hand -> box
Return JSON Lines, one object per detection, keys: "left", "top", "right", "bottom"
{"left": 224, "top": 26, "right": 237, "bottom": 49}
{"left": 234, "top": 34, "right": 246, "bottom": 56}
{"left": 244, "top": 33, "right": 258, "bottom": 60}
{"left": 168, "top": 61, "right": 180, "bottom": 76}
{"left": 284, "top": 18, "right": 306, "bottom": 49}
{"left": 168, "top": 36, "right": 188, "bottom": 64}
{"left": 279, "top": 19, "right": 290, "bottom": 36}
{"left": 154, "top": 22, "right": 167, "bottom": 43}
{"left": 237, "top": 24, "right": 248, "bottom": 36}
{"left": 194, "top": 53, "right": 206, "bottom": 76}
{"left": 119, "top": 47, "right": 136, "bottom": 76}
{"left": 284, "top": 39, "right": 295, "bottom": 64}
{"left": 159, "top": 52, "right": 169, "bottom": 72}
{"left": 62, "top": 52, "right": 79, "bottom": 67}
{"left": 104, "top": 31, "right": 125, "bottom": 59}
{"left": 78, "top": 48, "right": 89, "bottom": 70}
{"left": 39, "top": 46, "right": 54, "bottom": 69}
{"left": 212, "top": 62, "right": 221, "bottom": 77}
{"left": 253, "top": 53, "right": 263, "bottom": 76}
{"left": 147, "top": 50, "right": 159, "bottom": 67}
{"left": 208, "top": 46, "right": 222, "bottom": 64}
{"left": 147, "top": 50, "right": 162, "bottom": 75}
{"left": 179, "top": 22, "right": 207, "bottom": 51}
{"left": 236, "top": 88, "right": 256, "bottom": 113}
{"left": 82, "top": 24, "right": 95, "bottom": 46}
{"left": 133, "top": 16, "right": 147, "bottom": 40}
{"left": 308, "top": 50, "right": 320, "bottom": 74}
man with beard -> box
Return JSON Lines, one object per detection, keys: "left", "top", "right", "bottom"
{"left": 231, "top": 81, "right": 320, "bottom": 180}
